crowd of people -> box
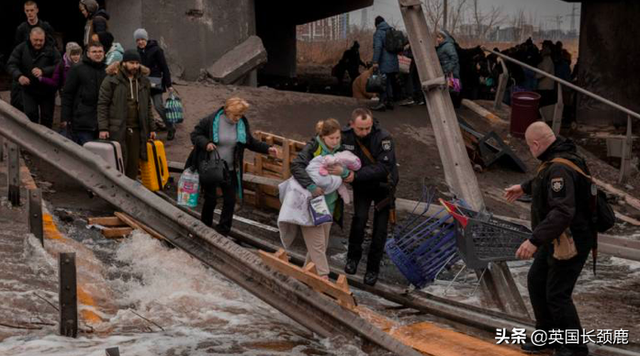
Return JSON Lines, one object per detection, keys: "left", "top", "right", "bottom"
{"left": 6, "top": 0, "right": 177, "bottom": 180}
{"left": 4, "top": 3, "right": 598, "bottom": 355}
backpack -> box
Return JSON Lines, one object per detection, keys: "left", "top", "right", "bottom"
{"left": 384, "top": 27, "right": 407, "bottom": 54}
{"left": 548, "top": 158, "right": 615, "bottom": 233}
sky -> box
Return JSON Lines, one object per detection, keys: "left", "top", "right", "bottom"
{"left": 351, "top": 0, "right": 580, "bottom": 32}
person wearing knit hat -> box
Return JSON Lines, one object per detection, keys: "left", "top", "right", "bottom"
{"left": 98, "top": 46, "right": 156, "bottom": 179}
{"left": 39, "top": 42, "right": 82, "bottom": 91}
{"left": 134, "top": 28, "right": 176, "bottom": 140}
{"left": 80, "top": 0, "right": 110, "bottom": 46}
{"left": 133, "top": 29, "right": 149, "bottom": 42}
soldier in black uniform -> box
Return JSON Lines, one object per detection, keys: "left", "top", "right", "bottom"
{"left": 342, "top": 108, "right": 399, "bottom": 286}
{"left": 505, "top": 122, "right": 595, "bottom": 356}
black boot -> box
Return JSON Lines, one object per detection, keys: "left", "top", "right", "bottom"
{"left": 364, "top": 270, "right": 379, "bottom": 286}
{"left": 370, "top": 103, "right": 386, "bottom": 112}
{"left": 344, "top": 259, "right": 358, "bottom": 275}
{"left": 167, "top": 128, "right": 176, "bottom": 141}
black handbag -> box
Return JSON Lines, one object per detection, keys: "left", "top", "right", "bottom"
{"left": 198, "top": 149, "right": 229, "bottom": 186}
{"left": 366, "top": 69, "right": 387, "bottom": 93}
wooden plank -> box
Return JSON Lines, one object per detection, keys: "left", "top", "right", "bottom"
{"left": 390, "top": 322, "right": 526, "bottom": 356}
{"left": 101, "top": 227, "right": 133, "bottom": 238}
{"left": 258, "top": 249, "right": 357, "bottom": 310}
{"left": 283, "top": 139, "right": 291, "bottom": 179}
{"left": 115, "top": 212, "right": 165, "bottom": 241}
{"left": 88, "top": 217, "right": 125, "bottom": 227}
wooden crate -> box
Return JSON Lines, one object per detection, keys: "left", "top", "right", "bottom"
{"left": 242, "top": 131, "right": 306, "bottom": 209}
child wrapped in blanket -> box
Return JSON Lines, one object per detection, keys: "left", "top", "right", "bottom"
{"left": 305, "top": 150, "right": 361, "bottom": 204}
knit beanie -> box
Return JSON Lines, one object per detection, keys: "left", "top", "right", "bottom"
{"left": 133, "top": 28, "right": 149, "bottom": 41}
{"left": 66, "top": 42, "right": 82, "bottom": 56}
{"left": 97, "top": 32, "right": 114, "bottom": 50}
{"left": 80, "top": 0, "right": 99, "bottom": 14}
{"left": 122, "top": 49, "right": 141, "bottom": 63}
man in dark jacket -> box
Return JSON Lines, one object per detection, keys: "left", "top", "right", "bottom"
{"left": 134, "top": 28, "right": 176, "bottom": 140}
{"left": 342, "top": 108, "right": 399, "bottom": 286}
{"left": 7, "top": 27, "right": 60, "bottom": 128}
{"left": 62, "top": 41, "right": 106, "bottom": 145}
{"left": 505, "top": 122, "right": 595, "bottom": 356}
{"left": 97, "top": 49, "right": 156, "bottom": 179}
{"left": 79, "top": 0, "right": 109, "bottom": 47}
{"left": 334, "top": 41, "right": 366, "bottom": 87}
{"left": 11, "top": 1, "right": 56, "bottom": 112}
{"left": 371, "top": 16, "right": 400, "bottom": 111}
{"left": 14, "top": 1, "right": 55, "bottom": 47}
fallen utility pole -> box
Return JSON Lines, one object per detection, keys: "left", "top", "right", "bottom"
{"left": 397, "top": 0, "right": 529, "bottom": 318}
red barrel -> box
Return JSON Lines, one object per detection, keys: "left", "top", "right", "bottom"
{"left": 510, "top": 91, "right": 541, "bottom": 138}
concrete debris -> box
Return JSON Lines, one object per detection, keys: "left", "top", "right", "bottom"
{"left": 206, "top": 36, "right": 267, "bottom": 85}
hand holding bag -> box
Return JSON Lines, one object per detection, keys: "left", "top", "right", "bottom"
{"left": 198, "top": 149, "right": 229, "bottom": 186}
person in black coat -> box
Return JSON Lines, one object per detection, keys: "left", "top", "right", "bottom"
{"left": 341, "top": 108, "right": 399, "bottom": 286}
{"left": 12, "top": 1, "right": 56, "bottom": 112}
{"left": 7, "top": 27, "right": 60, "bottom": 128}
{"left": 505, "top": 122, "right": 595, "bottom": 356}
{"left": 134, "top": 28, "right": 176, "bottom": 140}
{"left": 61, "top": 41, "right": 107, "bottom": 145}
{"left": 186, "top": 97, "right": 277, "bottom": 236}
{"left": 79, "top": 0, "right": 109, "bottom": 46}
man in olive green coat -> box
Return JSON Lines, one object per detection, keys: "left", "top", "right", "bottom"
{"left": 97, "top": 49, "right": 156, "bottom": 179}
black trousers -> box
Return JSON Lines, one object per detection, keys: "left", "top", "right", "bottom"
{"left": 22, "top": 90, "right": 55, "bottom": 128}
{"left": 10, "top": 81, "right": 24, "bottom": 112}
{"left": 528, "top": 242, "right": 591, "bottom": 352}
{"left": 201, "top": 171, "right": 237, "bottom": 236}
{"left": 380, "top": 72, "right": 398, "bottom": 106}
{"left": 347, "top": 186, "right": 390, "bottom": 273}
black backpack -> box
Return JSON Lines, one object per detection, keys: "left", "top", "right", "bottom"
{"left": 384, "top": 27, "right": 407, "bottom": 54}
{"left": 549, "top": 158, "right": 615, "bottom": 233}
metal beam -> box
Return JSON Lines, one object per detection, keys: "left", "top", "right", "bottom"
{"left": 0, "top": 101, "right": 422, "bottom": 356}
{"left": 59, "top": 252, "right": 78, "bottom": 338}
{"left": 398, "top": 0, "right": 529, "bottom": 318}
{"left": 28, "top": 188, "right": 43, "bottom": 247}
{"left": 7, "top": 141, "right": 20, "bottom": 206}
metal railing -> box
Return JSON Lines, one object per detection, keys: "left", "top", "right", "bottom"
{"left": 483, "top": 47, "right": 638, "bottom": 182}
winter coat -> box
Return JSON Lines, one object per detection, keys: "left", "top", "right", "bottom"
{"left": 436, "top": 31, "right": 460, "bottom": 79}
{"left": 84, "top": 9, "right": 110, "bottom": 46}
{"left": 537, "top": 50, "right": 555, "bottom": 91}
{"left": 186, "top": 108, "right": 270, "bottom": 196}
{"left": 61, "top": 55, "right": 107, "bottom": 131}
{"left": 14, "top": 20, "right": 55, "bottom": 48}
{"left": 40, "top": 54, "right": 75, "bottom": 90}
{"left": 137, "top": 40, "right": 172, "bottom": 92}
{"left": 7, "top": 40, "right": 61, "bottom": 96}
{"left": 372, "top": 21, "right": 399, "bottom": 74}
{"left": 97, "top": 64, "right": 155, "bottom": 161}
{"left": 341, "top": 121, "right": 399, "bottom": 191}
{"left": 521, "top": 137, "right": 596, "bottom": 249}
{"left": 290, "top": 137, "right": 345, "bottom": 226}
{"left": 105, "top": 43, "right": 124, "bottom": 66}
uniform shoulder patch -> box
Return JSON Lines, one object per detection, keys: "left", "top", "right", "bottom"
{"left": 381, "top": 139, "right": 392, "bottom": 151}
{"left": 551, "top": 177, "right": 564, "bottom": 193}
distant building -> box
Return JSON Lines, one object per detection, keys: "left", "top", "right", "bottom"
{"left": 297, "top": 14, "right": 350, "bottom": 42}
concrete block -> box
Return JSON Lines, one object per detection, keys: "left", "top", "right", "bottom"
{"left": 206, "top": 36, "right": 267, "bottom": 85}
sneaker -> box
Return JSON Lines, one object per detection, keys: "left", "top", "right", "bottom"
{"left": 370, "top": 103, "right": 386, "bottom": 112}
{"left": 344, "top": 260, "right": 358, "bottom": 275}
{"left": 398, "top": 99, "right": 415, "bottom": 106}
{"left": 416, "top": 100, "right": 426, "bottom": 106}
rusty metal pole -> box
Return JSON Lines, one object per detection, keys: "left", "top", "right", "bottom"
{"left": 59, "top": 252, "right": 78, "bottom": 338}
{"left": 398, "top": 0, "right": 529, "bottom": 318}
{"left": 7, "top": 141, "right": 20, "bottom": 206}
{"left": 28, "top": 188, "right": 43, "bottom": 247}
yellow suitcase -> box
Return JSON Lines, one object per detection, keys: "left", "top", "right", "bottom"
{"left": 140, "top": 140, "right": 169, "bottom": 191}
